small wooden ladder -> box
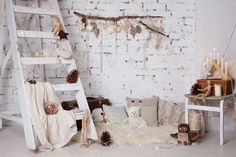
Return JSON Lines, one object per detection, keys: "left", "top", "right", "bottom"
{"left": 0, "top": 0, "right": 98, "bottom": 150}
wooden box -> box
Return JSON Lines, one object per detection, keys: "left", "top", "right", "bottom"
{"left": 197, "top": 79, "right": 233, "bottom": 96}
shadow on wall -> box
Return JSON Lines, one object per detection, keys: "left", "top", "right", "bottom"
{"left": 228, "top": 59, "right": 236, "bottom": 94}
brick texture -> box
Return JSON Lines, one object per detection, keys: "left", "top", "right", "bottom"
{"left": 0, "top": 0, "right": 198, "bottom": 109}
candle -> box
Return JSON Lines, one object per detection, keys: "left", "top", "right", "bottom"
{"left": 206, "top": 57, "right": 209, "bottom": 68}
{"left": 217, "top": 53, "right": 220, "bottom": 64}
{"left": 203, "top": 62, "right": 206, "bottom": 68}
{"left": 213, "top": 48, "right": 216, "bottom": 61}
{"left": 225, "top": 62, "right": 228, "bottom": 75}
{"left": 221, "top": 58, "right": 224, "bottom": 70}
{"left": 210, "top": 53, "right": 212, "bottom": 64}
{"left": 214, "top": 84, "right": 222, "bottom": 96}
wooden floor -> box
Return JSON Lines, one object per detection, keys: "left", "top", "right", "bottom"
{"left": 0, "top": 125, "right": 236, "bottom": 157}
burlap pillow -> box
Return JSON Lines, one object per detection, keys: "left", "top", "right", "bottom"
{"left": 158, "top": 99, "right": 184, "bottom": 126}
{"left": 126, "top": 97, "right": 159, "bottom": 126}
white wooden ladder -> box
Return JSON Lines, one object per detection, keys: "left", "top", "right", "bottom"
{"left": 0, "top": 0, "right": 98, "bottom": 150}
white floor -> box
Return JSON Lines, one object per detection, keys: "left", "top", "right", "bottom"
{"left": 1, "top": 125, "right": 236, "bottom": 157}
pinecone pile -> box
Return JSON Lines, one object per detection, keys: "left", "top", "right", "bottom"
{"left": 100, "top": 131, "right": 112, "bottom": 146}
{"left": 191, "top": 83, "right": 201, "bottom": 95}
{"left": 66, "top": 69, "right": 79, "bottom": 83}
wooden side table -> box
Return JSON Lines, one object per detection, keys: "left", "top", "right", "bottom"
{"left": 184, "top": 94, "right": 234, "bottom": 145}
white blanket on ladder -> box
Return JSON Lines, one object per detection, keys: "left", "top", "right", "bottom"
{"left": 25, "top": 82, "right": 77, "bottom": 151}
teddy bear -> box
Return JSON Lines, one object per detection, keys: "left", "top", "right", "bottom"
{"left": 170, "top": 123, "right": 200, "bottom": 146}
{"left": 123, "top": 106, "right": 147, "bottom": 128}
{"left": 92, "top": 108, "right": 109, "bottom": 127}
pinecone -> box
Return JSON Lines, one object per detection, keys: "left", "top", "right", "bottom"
{"left": 26, "top": 79, "right": 37, "bottom": 84}
{"left": 66, "top": 69, "right": 79, "bottom": 83}
{"left": 191, "top": 83, "right": 201, "bottom": 95}
{"left": 100, "top": 131, "right": 112, "bottom": 146}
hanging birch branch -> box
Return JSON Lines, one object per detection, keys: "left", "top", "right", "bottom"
{"left": 74, "top": 11, "right": 163, "bottom": 21}
{"left": 139, "top": 21, "right": 169, "bottom": 38}
{"left": 74, "top": 11, "right": 169, "bottom": 37}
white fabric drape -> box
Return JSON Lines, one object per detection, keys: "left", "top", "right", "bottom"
{"left": 25, "top": 82, "right": 77, "bottom": 151}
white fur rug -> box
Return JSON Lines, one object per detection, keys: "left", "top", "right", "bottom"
{"left": 96, "top": 123, "right": 177, "bottom": 148}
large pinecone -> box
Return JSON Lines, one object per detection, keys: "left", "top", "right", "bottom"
{"left": 100, "top": 131, "right": 112, "bottom": 146}
{"left": 191, "top": 83, "right": 201, "bottom": 95}
{"left": 66, "top": 69, "right": 79, "bottom": 83}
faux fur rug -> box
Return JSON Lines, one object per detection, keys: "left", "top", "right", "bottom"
{"left": 96, "top": 123, "right": 177, "bottom": 148}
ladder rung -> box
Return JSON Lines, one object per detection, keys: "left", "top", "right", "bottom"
{"left": 21, "top": 57, "right": 73, "bottom": 65}
{"left": 0, "top": 112, "right": 23, "bottom": 124}
{"left": 53, "top": 83, "right": 80, "bottom": 91}
{"left": 17, "top": 30, "right": 55, "bottom": 39}
{"left": 72, "top": 109, "right": 85, "bottom": 120}
{"left": 74, "top": 114, "right": 83, "bottom": 120}
{"left": 14, "top": 6, "right": 58, "bottom": 15}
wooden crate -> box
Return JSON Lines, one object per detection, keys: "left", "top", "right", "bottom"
{"left": 197, "top": 79, "right": 233, "bottom": 96}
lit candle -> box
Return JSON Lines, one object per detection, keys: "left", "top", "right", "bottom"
{"left": 206, "top": 57, "right": 209, "bottom": 68}
{"left": 213, "top": 48, "right": 216, "bottom": 61}
{"left": 203, "top": 61, "right": 206, "bottom": 69}
{"left": 221, "top": 58, "right": 224, "bottom": 70}
{"left": 217, "top": 53, "right": 220, "bottom": 64}
{"left": 210, "top": 53, "right": 212, "bottom": 64}
{"left": 225, "top": 62, "right": 228, "bottom": 75}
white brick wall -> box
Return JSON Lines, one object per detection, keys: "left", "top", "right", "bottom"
{"left": 0, "top": 0, "right": 198, "bottom": 109}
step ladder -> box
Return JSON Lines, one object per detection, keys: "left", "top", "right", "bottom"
{"left": 0, "top": 0, "right": 98, "bottom": 150}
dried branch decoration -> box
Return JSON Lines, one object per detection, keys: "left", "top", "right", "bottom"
{"left": 139, "top": 21, "right": 169, "bottom": 38}
{"left": 74, "top": 11, "right": 169, "bottom": 38}
{"left": 74, "top": 11, "right": 163, "bottom": 21}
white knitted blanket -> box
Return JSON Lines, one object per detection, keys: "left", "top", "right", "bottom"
{"left": 25, "top": 82, "right": 77, "bottom": 151}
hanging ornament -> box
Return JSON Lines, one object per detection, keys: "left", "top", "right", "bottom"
{"left": 81, "top": 17, "right": 87, "bottom": 28}
{"left": 115, "top": 21, "right": 118, "bottom": 54}
{"left": 130, "top": 24, "right": 137, "bottom": 38}
{"left": 87, "top": 23, "right": 93, "bottom": 32}
{"left": 107, "top": 24, "right": 115, "bottom": 34}
{"left": 94, "top": 28, "right": 100, "bottom": 37}
{"left": 91, "top": 22, "right": 98, "bottom": 30}
{"left": 100, "top": 31, "right": 103, "bottom": 72}
{"left": 52, "top": 16, "right": 64, "bottom": 36}
{"left": 135, "top": 25, "right": 142, "bottom": 34}
{"left": 120, "top": 19, "right": 131, "bottom": 31}
{"left": 126, "top": 29, "right": 129, "bottom": 53}
{"left": 115, "top": 25, "right": 122, "bottom": 33}
{"left": 58, "top": 30, "right": 69, "bottom": 40}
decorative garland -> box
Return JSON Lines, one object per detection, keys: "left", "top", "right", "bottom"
{"left": 73, "top": 11, "right": 169, "bottom": 38}
{"left": 74, "top": 11, "right": 163, "bottom": 21}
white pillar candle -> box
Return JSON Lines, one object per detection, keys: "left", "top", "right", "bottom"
{"left": 210, "top": 53, "right": 212, "bottom": 64}
{"left": 217, "top": 53, "right": 220, "bottom": 64}
{"left": 213, "top": 48, "right": 216, "bottom": 61}
{"left": 225, "top": 62, "right": 228, "bottom": 75}
{"left": 214, "top": 84, "right": 222, "bottom": 96}
{"left": 206, "top": 57, "right": 209, "bottom": 68}
{"left": 203, "top": 62, "right": 206, "bottom": 68}
{"left": 221, "top": 58, "right": 224, "bottom": 70}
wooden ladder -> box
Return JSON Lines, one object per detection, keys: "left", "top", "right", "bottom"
{"left": 0, "top": 0, "right": 98, "bottom": 150}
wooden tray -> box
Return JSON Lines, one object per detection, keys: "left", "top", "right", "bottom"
{"left": 197, "top": 79, "right": 234, "bottom": 96}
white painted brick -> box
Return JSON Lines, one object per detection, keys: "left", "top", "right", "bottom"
{"left": 1, "top": 0, "right": 198, "bottom": 110}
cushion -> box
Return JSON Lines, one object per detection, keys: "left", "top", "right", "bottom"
{"left": 158, "top": 99, "right": 184, "bottom": 126}
{"left": 126, "top": 97, "right": 159, "bottom": 126}
{"left": 103, "top": 105, "right": 128, "bottom": 124}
